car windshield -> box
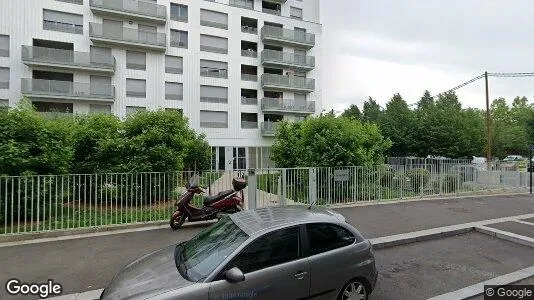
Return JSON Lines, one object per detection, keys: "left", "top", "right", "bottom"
{"left": 176, "top": 216, "right": 249, "bottom": 282}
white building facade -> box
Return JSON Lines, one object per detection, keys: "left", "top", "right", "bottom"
{"left": 0, "top": 0, "right": 322, "bottom": 171}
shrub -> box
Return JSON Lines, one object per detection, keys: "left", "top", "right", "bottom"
{"left": 405, "top": 168, "right": 431, "bottom": 191}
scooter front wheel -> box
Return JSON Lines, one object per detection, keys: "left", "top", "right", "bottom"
{"left": 170, "top": 212, "right": 186, "bottom": 230}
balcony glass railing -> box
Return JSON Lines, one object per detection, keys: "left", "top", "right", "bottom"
{"left": 200, "top": 20, "right": 228, "bottom": 30}
{"left": 261, "top": 122, "right": 279, "bottom": 135}
{"left": 241, "top": 121, "right": 258, "bottom": 129}
{"left": 89, "top": 0, "right": 166, "bottom": 20}
{"left": 21, "top": 46, "right": 115, "bottom": 71}
{"left": 261, "top": 98, "right": 315, "bottom": 113}
{"left": 89, "top": 23, "right": 166, "bottom": 48}
{"left": 261, "top": 25, "right": 315, "bottom": 47}
{"left": 229, "top": 0, "right": 254, "bottom": 10}
{"left": 241, "top": 97, "right": 258, "bottom": 105}
{"left": 261, "top": 74, "right": 315, "bottom": 91}
{"left": 241, "top": 25, "right": 258, "bottom": 34}
{"left": 261, "top": 50, "right": 315, "bottom": 68}
{"left": 242, "top": 74, "right": 258, "bottom": 81}
{"left": 200, "top": 45, "right": 228, "bottom": 54}
{"left": 262, "top": 7, "right": 281, "bottom": 16}
{"left": 241, "top": 49, "right": 258, "bottom": 58}
{"left": 21, "top": 78, "right": 115, "bottom": 99}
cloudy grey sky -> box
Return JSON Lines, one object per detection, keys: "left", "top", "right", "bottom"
{"left": 320, "top": 0, "right": 534, "bottom": 112}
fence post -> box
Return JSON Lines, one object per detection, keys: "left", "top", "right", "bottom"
{"left": 308, "top": 168, "right": 317, "bottom": 205}
{"left": 247, "top": 169, "right": 257, "bottom": 210}
{"left": 280, "top": 169, "right": 286, "bottom": 206}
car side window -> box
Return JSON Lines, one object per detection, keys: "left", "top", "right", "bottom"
{"left": 229, "top": 226, "right": 300, "bottom": 274}
{"left": 307, "top": 223, "right": 356, "bottom": 256}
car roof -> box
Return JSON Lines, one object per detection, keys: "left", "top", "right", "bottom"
{"left": 229, "top": 206, "right": 344, "bottom": 236}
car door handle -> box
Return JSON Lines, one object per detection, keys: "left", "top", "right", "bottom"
{"left": 294, "top": 271, "right": 308, "bottom": 279}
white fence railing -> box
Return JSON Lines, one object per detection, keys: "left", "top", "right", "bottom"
{"left": 1, "top": 166, "right": 529, "bottom": 235}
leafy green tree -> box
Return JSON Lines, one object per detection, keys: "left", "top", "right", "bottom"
{"left": 271, "top": 115, "right": 392, "bottom": 167}
{"left": 362, "top": 97, "right": 383, "bottom": 123}
{"left": 341, "top": 104, "right": 362, "bottom": 120}
{"left": 380, "top": 93, "right": 415, "bottom": 156}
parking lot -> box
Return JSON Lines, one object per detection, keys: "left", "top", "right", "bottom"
{"left": 1, "top": 194, "right": 533, "bottom": 300}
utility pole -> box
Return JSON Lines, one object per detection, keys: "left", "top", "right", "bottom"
{"left": 485, "top": 71, "right": 492, "bottom": 169}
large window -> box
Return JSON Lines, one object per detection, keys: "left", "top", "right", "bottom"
{"left": 0, "top": 67, "right": 9, "bottom": 89}
{"left": 229, "top": 227, "right": 300, "bottom": 274}
{"left": 165, "top": 82, "right": 183, "bottom": 100}
{"left": 33, "top": 101, "right": 73, "bottom": 113}
{"left": 43, "top": 9, "right": 83, "bottom": 34}
{"left": 0, "top": 35, "right": 9, "bottom": 57}
{"left": 166, "top": 55, "right": 183, "bottom": 74}
{"left": 125, "top": 106, "right": 146, "bottom": 116}
{"left": 306, "top": 224, "right": 356, "bottom": 256}
{"left": 200, "top": 35, "right": 228, "bottom": 54}
{"left": 290, "top": 6, "right": 303, "bottom": 19}
{"left": 200, "top": 85, "right": 228, "bottom": 103}
{"left": 200, "top": 111, "right": 228, "bottom": 128}
{"left": 170, "top": 3, "right": 188, "bottom": 22}
{"left": 170, "top": 30, "right": 188, "bottom": 48}
{"left": 126, "top": 51, "right": 146, "bottom": 70}
{"left": 126, "top": 78, "right": 146, "bottom": 98}
{"left": 89, "top": 104, "right": 111, "bottom": 114}
{"left": 200, "top": 9, "right": 228, "bottom": 29}
{"left": 200, "top": 60, "right": 228, "bottom": 78}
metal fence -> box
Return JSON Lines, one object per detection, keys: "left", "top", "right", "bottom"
{"left": 0, "top": 166, "right": 529, "bottom": 236}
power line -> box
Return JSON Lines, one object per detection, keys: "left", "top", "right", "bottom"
{"left": 433, "top": 74, "right": 485, "bottom": 98}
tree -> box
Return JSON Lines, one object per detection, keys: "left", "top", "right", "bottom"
{"left": 413, "top": 91, "right": 436, "bottom": 156}
{"left": 380, "top": 93, "right": 415, "bottom": 157}
{"left": 362, "top": 97, "right": 383, "bottom": 123}
{"left": 341, "top": 104, "right": 362, "bottom": 120}
{"left": 271, "top": 115, "right": 392, "bottom": 167}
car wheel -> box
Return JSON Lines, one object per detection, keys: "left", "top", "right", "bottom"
{"left": 338, "top": 279, "right": 368, "bottom": 300}
{"left": 169, "top": 212, "right": 186, "bottom": 229}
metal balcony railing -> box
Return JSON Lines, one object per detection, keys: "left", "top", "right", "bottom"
{"left": 21, "top": 79, "right": 115, "bottom": 100}
{"left": 21, "top": 46, "right": 115, "bottom": 71}
{"left": 200, "top": 68, "right": 228, "bottom": 79}
{"left": 261, "top": 49, "right": 315, "bottom": 69}
{"left": 89, "top": 0, "right": 166, "bottom": 21}
{"left": 261, "top": 122, "right": 279, "bottom": 136}
{"left": 261, "top": 98, "right": 315, "bottom": 113}
{"left": 89, "top": 23, "right": 166, "bottom": 48}
{"left": 229, "top": 0, "right": 254, "bottom": 10}
{"left": 43, "top": 20, "right": 83, "bottom": 34}
{"left": 261, "top": 25, "right": 315, "bottom": 48}
{"left": 261, "top": 74, "right": 315, "bottom": 91}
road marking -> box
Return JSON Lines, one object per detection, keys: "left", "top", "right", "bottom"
{"left": 475, "top": 226, "right": 534, "bottom": 248}
{"left": 515, "top": 219, "right": 534, "bottom": 226}
{"left": 428, "top": 265, "right": 534, "bottom": 300}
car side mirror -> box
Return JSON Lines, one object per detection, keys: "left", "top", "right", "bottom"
{"left": 225, "top": 267, "right": 245, "bottom": 283}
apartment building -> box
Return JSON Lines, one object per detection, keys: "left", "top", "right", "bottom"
{"left": 0, "top": 0, "right": 322, "bottom": 171}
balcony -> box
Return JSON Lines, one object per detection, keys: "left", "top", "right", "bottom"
{"left": 230, "top": 0, "right": 254, "bottom": 10}
{"left": 241, "top": 74, "right": 258, "bottom": 82}
{"left": 261, "top": 74, "right": 315, "bottom": 93}
{"left": 241, "top": 121, "right": 258, "bottom": 129}
{"left": 21, "top": 79, "right": 115, "bottom": 102}
{"left": 241, "top": 97, "right": 258, "bottom": 105}
{"left": 89, "top": 0, "right": 166, "bottom": 24}
{"left": 261, "top": 122, "right": 279, "bottom": 137}
{"left": 264, "top": 0, "right": 287, "bottom": 3}
{"left": 261, "top": 25, "right": 315, "bottom": 49}
{"left": 262, "top": 7, "right": 281, "bottom": 16}
{"left": 261, "top": 98, "right": 315, "bottom": 114}
{"left": 21, "top": 46, "right": 115, "bottom": 74}
{"left": 89, "top": 23, "right": 166, "bottom": 51}
{"left": 261, "top": 50, "right": 315, "bottom": 71}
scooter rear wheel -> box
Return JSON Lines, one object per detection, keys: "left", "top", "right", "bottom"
{"left": 170, "top": 212, "right": 186, "bottom": 230}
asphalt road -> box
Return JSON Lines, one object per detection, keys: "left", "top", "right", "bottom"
{"left": 370, "top": 232, "right": 534, "bottom": 300}
{"left": 0, "top": 194, "right": 533, "bottom": 299}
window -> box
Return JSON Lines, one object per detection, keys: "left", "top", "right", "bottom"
{"left": 200, "top": 35, "right": 228, "bottom": 54}
{"left": 43, "top": 9, "right": 83, "bottom": 34}
{"left": 165, "top": 82, "right": 183, "bottom": 100}
{"left": 200, "top": 60, "right": 228, "bottom": 78}
{"left": 0, "top": 99, "right": 8, "bottom": 110}
{"left": 200, "top": 110, "right": 228, "bottom": 128}
{"left": 166, "top": 55, "right": 183, "bottom": 74}
{"left": 170, "top": 30, "right": 188, "bottom": 48}
{"left": 241, "top": 113, "right": 258, "bottom": 129}
{"left": 90, "top": 46, "right": 112, "bottom": 65}
{"left": 200, "top": 9, "right": 228, "bottom": 30}
{"left": 230, "top": 227, "right": 299, "bottom": 274}
{"left": 200, "top": 85, "right": 228, "bottom": 103}
{"left": 306, "top": 224, "right": 356, "bottom": 256}
{"left": 55, "top": 0, "right": 83, "bottom": 4}
{"left": 170, "top": 3, "right": 188, "bottom": 22}
{"left": 241, "top": 17, "right": 257, "bottom": 34}
{"left": 290, "top": 6, "right": 303, "bottom": 19}
{"left": 126, "top": 51, "right": 146, "bottom": 70}
{"left": 0, "top": 35, "right": 9, "bottom": 57}
{"left": 230, "top": 0, "right": 254, "bottom": 9}
{"left": 0, "top": 67, "right": 9, "bottom": 89}
{"left": 89, "top": 104, "right": 112, "bottom": 114}
{"left": 126, "top": 106, "right": 146, "bottom": 116}
{"left": 33, "top": 101, "right": 73, "bottom": 113}
{"left": 90, "top": 75, "right": 113, "bottom": 97}
{"left": 126, "top": 79, "right": 146, "bottom": 98}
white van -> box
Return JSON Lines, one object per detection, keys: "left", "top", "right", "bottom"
{"left": 472, "top": 156, "right": 487, "bottom": 171}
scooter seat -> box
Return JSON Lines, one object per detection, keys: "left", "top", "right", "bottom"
{"left": 204, "top": 190, "right": 235, "bottom": 206}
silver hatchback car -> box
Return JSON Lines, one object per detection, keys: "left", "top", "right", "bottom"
{"left": 100, "top": 206, "right": 378, "bottom": 300}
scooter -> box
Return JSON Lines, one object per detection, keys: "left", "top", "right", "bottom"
{"left": 169, "top": 175, "right": 247, "bottom": 229}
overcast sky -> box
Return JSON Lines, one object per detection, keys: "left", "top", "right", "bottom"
{"left": 320, "top": 0, "right": 534, "bottom": 113}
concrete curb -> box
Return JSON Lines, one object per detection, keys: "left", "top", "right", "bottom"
{"left": 475, "top": 226, "right": 534, "bottom": 248}
{"left": 370, "top": 227, "right": 473, "bottom": 250}
{"left": 428, "top": 265, "right": 534, "bottom": 300}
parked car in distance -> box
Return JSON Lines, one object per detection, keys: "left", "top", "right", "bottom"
{"left": 100, "top": 206, "right": 378, "bottom": 300}
{"left": 503, "top": 155, "right": 524, "bottom": 162}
